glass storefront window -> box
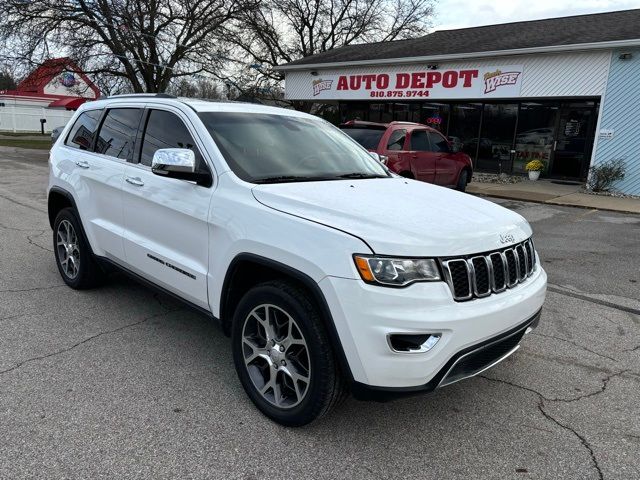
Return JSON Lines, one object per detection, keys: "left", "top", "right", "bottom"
{"left": 476, "top": 103, "right": 518, "bottom": 173}
{"left": 448, "top": 103, "right": 482, "bottom": 159}
{"left": 369, "top": 103, "right": 393, "bottom": 123}
{"left": 340, "top": 102, "right": 370, "bottom": 123}
{"left": 421, "top": 103, "right": 449, "bottom": 133}
{"left": 514, "top": 102, "right": 558, "bottom": 174}
{"left": 393, "top": 103, "right": 409, "bottom": 121}
{"left": 337, "top": 99, "right": 596, "bottom": 180}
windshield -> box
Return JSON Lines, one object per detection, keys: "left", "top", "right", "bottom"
{"left": 341, "top": 128, "right": 385, "bottom": 150}
{"left": 198, "top": 112, "right": 389, "bottom": 183}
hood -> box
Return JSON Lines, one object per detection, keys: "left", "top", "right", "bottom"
{"left": 252, "top": 178, "right": 532, "bottom": 257}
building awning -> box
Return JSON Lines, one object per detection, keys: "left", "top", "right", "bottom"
{"left": 48, "top": 97, "right": 87, "bottom": 110}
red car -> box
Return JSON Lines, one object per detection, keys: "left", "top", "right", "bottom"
{"left": 340, "top": 120, "right": 473, "bottom": 192}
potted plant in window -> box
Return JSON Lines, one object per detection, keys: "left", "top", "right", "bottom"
{"left": 525, "top": 160, "right": 544, "bottom": 181}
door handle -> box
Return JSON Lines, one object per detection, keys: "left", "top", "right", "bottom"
{"left": 125, "top": 176, "right": 144, "bottom": 187}
{"left": 75, "top": 160, "right": 90, "bottom": 169}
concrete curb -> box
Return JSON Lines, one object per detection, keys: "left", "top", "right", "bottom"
{"left": 468, "top": 187, "right": 640, "bottom": 215}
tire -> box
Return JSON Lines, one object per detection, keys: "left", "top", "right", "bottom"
{"left": 53, "top": 207, "right": 104, "bottom": 289}
{"left": 231, "top": 280, "right": 347, "bottom": 426}
{"left": 456, "top": 170, "right": 469, "bottom": 192}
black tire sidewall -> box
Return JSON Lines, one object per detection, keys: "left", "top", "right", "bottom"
{"left": 457, "top": 170, "right": 468, "bottom": 192}
{"left": 52, "top": 208, "right": 97, "bottom": 289}
{"left": 231, "top": 282, "right": 336, "bottom": 427}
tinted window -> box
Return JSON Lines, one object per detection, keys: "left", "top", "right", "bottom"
{"left": 386, "top": 129, "right": 407, "bottom": 151}
{"left": 199, "top": 112, "right": 389, "bottom": 183}
{"left": 409, "top": 130, "right": 430, "bottom": 151}
{"left": 65, "top": 110, "right": 102, "bottom": 150}
{"left": 95, "top": 108, "right": 143, "bottom": 161}
{"left": 427, "top": 131, "right": 451, "bottom": 153}
{"left": 140, "top": 110, "right": 205, "bottom": 171}
{"left": 341, "top": 128, "right": 384, "bottom": 150}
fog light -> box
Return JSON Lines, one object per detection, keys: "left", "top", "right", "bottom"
{"left": 388, "top": 333, "right": 441, "bottom": 353}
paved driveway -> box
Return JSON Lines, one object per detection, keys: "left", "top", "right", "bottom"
{"left": 1, "top": 146, "right": 638, "bottom": 479}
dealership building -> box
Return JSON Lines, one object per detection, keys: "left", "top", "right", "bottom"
{"left": 278, "top": 9, "right": 640, "bottom": 195}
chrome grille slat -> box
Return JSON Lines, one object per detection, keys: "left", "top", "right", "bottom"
{"left": 489, "top": 252, "right": 507, "bottom": 292}
{"left": 514, "top": 244, "right": 527, "bottom": 281}
{"left": 503, "top": 249, "right": 519, "bottom": 287}
{"left": 441, "top": 239, "right": 538, "bottom": 302}
{"left": 442, "top": 259, "right": 473, "bottom": 301}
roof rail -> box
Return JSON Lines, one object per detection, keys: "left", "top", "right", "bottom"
{"left": 389, "top": 121, "right": 423, "bottom": 125}
{"left": 98, "top": 93, "right": 178, "bottom": 100}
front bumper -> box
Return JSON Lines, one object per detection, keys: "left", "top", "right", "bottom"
{"left": 319, "top": 265, "right": 546, "bottom": 393}
{"left": 351, "top": 310, "right": 540, "bottom": 401}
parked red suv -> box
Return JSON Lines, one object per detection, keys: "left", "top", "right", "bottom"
{"left": 340, "top": 120, "right": 473, "bottom": 192}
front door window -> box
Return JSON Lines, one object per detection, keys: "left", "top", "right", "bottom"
{"left": 550, "top": 104, "right": 598, "bottom": 179}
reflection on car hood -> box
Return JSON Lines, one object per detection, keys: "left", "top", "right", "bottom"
{"left": 252, "top": 178, "right": 532, "bottom": 256}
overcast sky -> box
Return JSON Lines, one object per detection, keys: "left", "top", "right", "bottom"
{"left": 431, "top": 0, "right": 640, "bottom": 30}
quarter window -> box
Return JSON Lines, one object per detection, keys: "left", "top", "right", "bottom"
{"left": 140, "top": 110, "right": 205, "bottom": 171}
{"left": 386, "top": 129, "right": 407, "bottom": 151}
{"left": 65, "top": 109, "right": 102, "bottom": 150}
{"left": 409, "top": 130, "right": 430, "bottom": 151}
{"left": 427, "top": 131, "right": 451, "bottom": 153}
{"left": 94, "top": 108, "right": 143, "bottom": 161}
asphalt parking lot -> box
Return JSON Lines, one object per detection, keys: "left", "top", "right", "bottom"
{"left": 1, "top": 146, "right": 638, "bottom": 479}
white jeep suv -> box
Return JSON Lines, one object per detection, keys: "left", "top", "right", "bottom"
{"left": 48, "top": 94, "right": 546, "bottom": 426}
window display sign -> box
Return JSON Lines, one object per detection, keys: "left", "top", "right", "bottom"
{"left": 293, "top": 65, "right": 524, "bottom": 100}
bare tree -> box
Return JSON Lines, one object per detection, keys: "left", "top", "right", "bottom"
{"left": 227, "top": 0, "right": 436, "bottom": 109}
{"left": 0, "top": 69, "right": 18, "bottom": 91}
{"left": 168, "top": 77, "right": 223, "bottom": 99}
{"left": 0, "top": 0, "right": 258, "bottom": 94}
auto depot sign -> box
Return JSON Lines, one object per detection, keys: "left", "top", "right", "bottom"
{"left": 287, "top": 65, "right": 524, "bottom": 100}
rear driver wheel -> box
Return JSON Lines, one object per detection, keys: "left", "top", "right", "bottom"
{"left": 53, "top": 208, "right": 103, "bottom": 289}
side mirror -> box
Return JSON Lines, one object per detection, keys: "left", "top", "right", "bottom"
{"left": 369, "top": 151, "right": 388, "bottom": 165}
{"left": 447, "top": 138, "right": 460, "bottom": 153}
{"left": 151, "top": 148, "right": 212, "bottom": 186}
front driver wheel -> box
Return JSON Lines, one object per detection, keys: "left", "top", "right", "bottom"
{"left": 456, "top": 170, "right": 469, "bottom": 192}
{"left": 231, "top": 280, "right": 346, "bottom": 426}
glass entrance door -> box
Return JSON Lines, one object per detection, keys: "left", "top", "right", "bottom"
{"left": 550, "top": 102, "right": 598, "bottom": 179}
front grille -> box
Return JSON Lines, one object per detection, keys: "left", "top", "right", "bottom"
{"left": 441, "top": 238, "right": 537, "bottom": 302}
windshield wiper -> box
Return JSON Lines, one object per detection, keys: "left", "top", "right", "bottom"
{"left": 254, "top": 173, "right": 388, "bottom": 184}
{"left": 336, "top": 173, "right": 388, "bottom": 179}
{"left": 253, "top": 175, "right": 333, "bottom": 184}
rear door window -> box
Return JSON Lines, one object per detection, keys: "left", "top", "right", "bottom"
{"left": 427, "top": 131, "right": 451, "bottom": 153}
{"left": 386, "top": 129, "right": 407, "bottom": 151}
{"left": 341, "top": 128, "right": 385, "bottom": 150}
{"left": 65, "top": 109, "right": 103, "bottom": 150}
{"left": 94, "top": 108, "right": 143, "bottom": 161}
{"left": 409, "top": 130, "right": 430, "bottom": 151}
{"left": 139, "top": 109, "right": 206, "bottom": 172}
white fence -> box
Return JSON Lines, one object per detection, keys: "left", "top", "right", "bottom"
{"left": 0, "top": 106, "right": 75, "bottom": 133}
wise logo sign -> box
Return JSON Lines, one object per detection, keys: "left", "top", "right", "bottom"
{"left": 312, "top": 79, "right": 333, "bottom": 96}
{"left": 484, "top": 69, "right": 521, "bottom": 94}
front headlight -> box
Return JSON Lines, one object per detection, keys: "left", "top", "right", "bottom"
{"left": 353, "top": 255, "right": 441, "bottom": 287}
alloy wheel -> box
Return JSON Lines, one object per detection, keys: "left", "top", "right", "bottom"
{"left": 56, "top": 219, "right": 80, "bottom": 279}
{"left": 241, "top": 304, "right": 311, "bottom": 409}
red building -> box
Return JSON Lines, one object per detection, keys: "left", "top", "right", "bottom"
{"left": 0, "top": 58, "right": 100, "bottom": 132}
{"left": 1, "top": 57, "right": 100, "bottom": 109}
